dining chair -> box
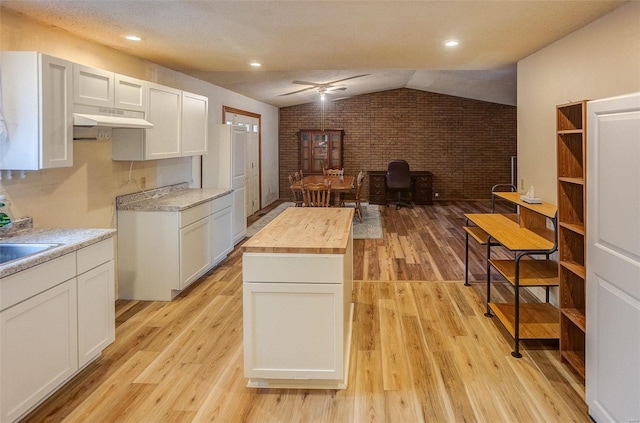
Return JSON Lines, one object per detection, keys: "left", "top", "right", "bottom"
{"left": 353, "top": 170, "right": 365, "bottom": 222}
{"left": 323, "top": 168, "right": 344, "bottom": 176}
{"left": 288, "top": 174, "right": 304, "bottom": 207}
{"left": 302, "top": 182, "right": 332, "bottom": 207}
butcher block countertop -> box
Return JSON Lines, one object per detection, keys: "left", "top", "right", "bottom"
{"left": 242, "top": 207, "right": 355, "bottom": 254}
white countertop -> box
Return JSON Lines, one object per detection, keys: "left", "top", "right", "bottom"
{"left": 116, "top": 182, "right": 232, "bottom": 212}
{"left": 0, "top": 220, "right": 116, "bottom": 278}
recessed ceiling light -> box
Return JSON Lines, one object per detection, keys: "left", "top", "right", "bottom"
{"left": 445, "top": 40, "right": 459, "bottom": 47}
{"left": 250, "top": 62, "right": 261, "bottom": 67}
{"left": 125, "top": 35, "right": 142, "bottom": 41}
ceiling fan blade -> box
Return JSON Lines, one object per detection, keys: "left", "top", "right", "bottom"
{"left": 326, "top": 87, "right": 347, "bottom": 92}
{"left": 324, "top": 74, "right": 370, "bottom": 85}
{"left": 291, "top": 80, "right": 321, "bottom": 86}
{"left": 279, "top": 86, "right": 316, "bottom": 96}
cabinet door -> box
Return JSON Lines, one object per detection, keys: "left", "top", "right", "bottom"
{"left": 1, "top": 279, "right": 78, "bottom": 423}
{"left": 1, "top": 52, "right": 73, "bottom": 170}
{"left": 181, "top": 91, "right": 208, "bottom": 156}
{"left": 146, "top": 83, "right": 182, "bottom": 160}
{"left": 243, "top": 282, "right": 344, "bottom": 380}
{"left": 114, "top": 74, "right": 146, "bottom": 112}
{"left": 329, "top": 131, "right": 342, "bottom": 169}
{"left": 179, "top": 216, "right": 212, "bottom": 289}
{"left": 40, "top": 55, "right": 74, "bottom": 169}
{"left": 211, "top": 205, "right": 233, "bottom": 265}
{"left": 311, "top": 133, "right": 328, "bottom": 173}
{"left": 73, "top": 64, "right": 114, "bottom": 108}
{"left": 77, "top": 261, "right": 115, "bottom": 368}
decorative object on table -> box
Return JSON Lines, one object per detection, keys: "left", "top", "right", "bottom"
{"left": 520, "top": 186, "right": 542, "bottom": 204}
{"left": 246, "top": 202, "right": 382, "bottom": 239}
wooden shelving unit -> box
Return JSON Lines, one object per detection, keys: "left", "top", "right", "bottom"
{"left": 464, "top": 192, "right": 559, "bottom": 358}
{"left": 298, "top": 129, "right": 344, "bottom": 175}
{"left": 556, "top": 100, "right": 587, "bottom": 378}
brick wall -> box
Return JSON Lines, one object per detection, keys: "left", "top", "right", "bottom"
{"left": 279, "top": 88, "right": 516, "bottom": 201}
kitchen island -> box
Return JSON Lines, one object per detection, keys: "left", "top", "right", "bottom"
{"left": 242, "top": 207, "right": 354, "bottom": 389}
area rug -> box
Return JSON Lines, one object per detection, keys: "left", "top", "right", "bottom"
{"left": 246, "top": 202, "right": 383, "bottom": 239}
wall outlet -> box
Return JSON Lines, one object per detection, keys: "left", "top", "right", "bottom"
{"left": 140, "top": 176, "right": 147, "bottom": 189}
{"left": 520, "top": 178, "right": 525, "bottom": 190}
{"left": 434, "top": 192, "right": 439, "bottom": 198}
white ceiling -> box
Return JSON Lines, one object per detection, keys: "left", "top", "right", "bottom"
{"left": 1, "top": 1, "right": 626, "bottom": 107}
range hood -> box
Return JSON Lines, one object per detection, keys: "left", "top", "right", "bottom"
{"left": 73, "top": 113, "right": 153, "bottom": 129}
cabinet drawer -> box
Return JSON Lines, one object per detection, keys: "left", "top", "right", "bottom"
{"left": 179, "top": 202, "right": 212, "bottom": 228}
{"left": 1, "top": 253, "right": 76, "bottom": 312}
{"left": 212, "top": 194, "right": 232, "bottom": 213}
{"left": 77, "top": 238, "right": 114, "bottom": 275}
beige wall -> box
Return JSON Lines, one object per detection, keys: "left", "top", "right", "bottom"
{"left": 517, "top": 1, "right": 640, "bottom": 203}
{"left": 0, "top": 9, "right": 279, "bottom": 229}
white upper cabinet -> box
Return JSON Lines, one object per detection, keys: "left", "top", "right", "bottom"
{"left": 114, "top": 74, "right": 146, "bottom": 112}
{"left": 0, "top": 52, "right": 73, "bottom": 170}
{"left": 73, "top": 64, "right": 146, "bottom": 111}
{"left": 181, "top": 91, "right": 208, "bottom": 156}
{"left": 145, "top": 83, "right": 182, "bottom": 159}
{"left": 112, "top": 85, "right": 209, "bottom": 161}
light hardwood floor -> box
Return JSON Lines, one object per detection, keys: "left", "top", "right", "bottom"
{"left": 22, "top": 201, "right": 589, "bottom": 423}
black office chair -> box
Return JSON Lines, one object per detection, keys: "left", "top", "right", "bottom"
{"left": 386, "top": 159, "right": 413, "bottom": 209}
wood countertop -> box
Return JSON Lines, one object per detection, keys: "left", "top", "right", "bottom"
{"left": 242, "top": 207, "right": 355, "bottom": 254}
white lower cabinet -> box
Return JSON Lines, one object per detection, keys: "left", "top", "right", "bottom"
{"left": 211, "top": 204, "right": 233, "bottom": 265}
{"left": 0, "top": 237, "right": 115, "bottom": 423}
{"left": 118, "top": 193, "right": 233, "bottom": 301}
{"left": 77, "top": 261, "right": 115, "bottom": 367}
{"left": 180, "top": 215, "right": 213, "bottom": 290}
{"left": 1, "top": 279, "right": 78, "bottom": 423}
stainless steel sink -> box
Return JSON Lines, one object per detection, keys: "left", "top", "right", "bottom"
{"left": 0, "top": 243, "right": 61, "bottom": 265}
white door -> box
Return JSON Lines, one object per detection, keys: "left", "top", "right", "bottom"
{"left": 586, "top": 92, "right": 640, "bottom": 423}
{"left": 232, "top": 125, "right": 248, "bottom": 243}
{"left": 225, "top": 110, "right": 261, "bottom": 215}
{"left": 248, "top": 117, "right": 261, "bottom": 215}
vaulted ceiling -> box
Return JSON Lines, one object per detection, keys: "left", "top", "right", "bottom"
{"left": 0, "top": 1, "right": 626, "bottom": 107}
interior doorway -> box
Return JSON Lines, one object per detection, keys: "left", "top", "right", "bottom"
{"left": 223, "top": 106, "right": 261, "bottom": 216}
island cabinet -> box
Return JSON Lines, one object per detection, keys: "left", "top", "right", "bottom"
{"left": 242, "top": 207, "right": 354, "bottom": 389}
{"left": 464, "top": 192, "right": 559, "bottom": 358}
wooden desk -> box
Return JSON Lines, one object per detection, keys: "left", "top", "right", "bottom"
{"left": 464, "top": 194, "right": 559, "bottom": 358}
{"left": 368, "top": 171, "right": 433, "bottom": 205}
{"left": 242, "top": 208, "right": 354, "bottom": 389}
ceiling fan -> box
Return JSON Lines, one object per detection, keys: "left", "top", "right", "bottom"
{"left": 279, "top": 74, "right": 369, "bottom": 96}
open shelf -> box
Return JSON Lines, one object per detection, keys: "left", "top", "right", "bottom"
{"left": 559, "top": 221, "right": 585, "bottom": 236}
{"left": 558, "top": 181, "right": 585, "bottom": 226}
{"left": 561, "top": 307, "right": 586, "bottom": 332}
{"left": 560, "top": 313, "right": 586, "bottom": 378}
{"left": 489, "top": 302, "right": 560, "bottom": 340}
{"left": 557, "top": 101, "right": 585, "bottom": 131}
{"left": 560, "top": 260, "right": 586, "bottom": 279}
{"left": 489, "top": 259, "right": 559, "bottom": 287}
{"left": 559, "top": 227, "right": 585, "bottom": 268}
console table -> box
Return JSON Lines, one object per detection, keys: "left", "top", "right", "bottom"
{"left": 368, "top": 170, "right": 433, "bottom": 205}
{"left": 464, "top": 192, "right": 559, "bottom": 358}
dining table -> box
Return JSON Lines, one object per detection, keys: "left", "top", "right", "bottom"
{"left": 295, "top": 174, "right": 355, "bottom": 206}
